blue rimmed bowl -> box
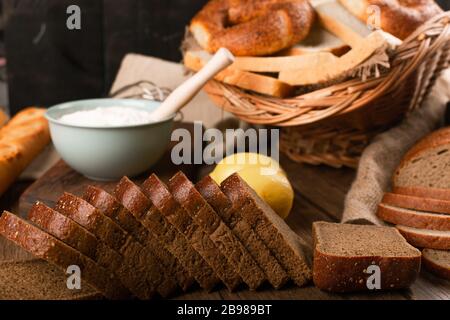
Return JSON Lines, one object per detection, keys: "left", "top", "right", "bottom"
{"left": 45, "top": 99, "right": 174, "bottom": 181}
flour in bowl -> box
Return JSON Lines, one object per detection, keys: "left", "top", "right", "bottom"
{"left": 59, "top": 107, "right": 157, "bottom": 127}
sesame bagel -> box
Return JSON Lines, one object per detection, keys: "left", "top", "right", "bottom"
{"left": 339, "top": 0, "right": 443, "bottom": 40}
{"left": 190, "top": 0, "right": 315, "bottom": 56}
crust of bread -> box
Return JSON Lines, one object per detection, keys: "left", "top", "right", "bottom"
{"left": 397, "top": 225, "right": 450, "bottom": 250}
{"left": 338, "top": 0, "right": 443, "bottom": 40}
{"left": 422, "top": 249, "right": 450, "bottom": 280}
{"left": 382, "top": 193, "right": 450, "bottom": 215}
{"left": 393, "top": 186, "right": 450, "bottom": 202}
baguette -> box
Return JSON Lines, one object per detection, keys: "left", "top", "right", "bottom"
{"left": 0, "top": 108, "right": 50, "bottom": 195}
{"left": 0, "top": 211, "right": 131, "bottom": 299}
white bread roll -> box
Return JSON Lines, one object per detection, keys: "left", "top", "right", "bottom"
{"left": 0, "top": 108, "right": 50, "bottom": 195}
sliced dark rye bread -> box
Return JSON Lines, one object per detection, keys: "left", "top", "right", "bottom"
{"left": 54, "top": 193, "right": 166, "bottom": 299}
{"left": 312, "top": 222, "right": 421, "bottom": 292}
{"left": 196, "top": 175, "right": 289, "bottom": 289}
{"left": 396, "top": 225, "right": 450, "bottom": 250}
{"left": 221, "top": 173, "right": 311, "bottom": 287}
{"left": 0, "top": 259, "right": 101, "bottom": 300}
{"left": 29, "top": 202, "right": 122, "bottom": 271}
{"left": 83, "top": 185, "right": 189, "bottom": 293}
{"left": 422, "top": 249, "right": 450, "bottom": 280}
{"left": 377, "top": 203, "right": 450, "bottom": 231}
{"left": 393, "top": 186, "right": 450, "bottom": 201}
{"left": 393, "top": 140, "right": 450, "bottom": 189}
{"left": 168, "top": 172, "right": 265, "bottom": 290}
{"left": 382, "top": 193, "right": 450, "bottom": 215}
{"left": 29, "top": 202, "right": 98, "bottom": 258}
{"left": 143, "top": 174, "right": 241, "bottom": 291}
{"left": 0, "top": 211, "right": 130, "bottom": 299}
{"left": 114, "top": 177, "right": 218, "bottom": 291}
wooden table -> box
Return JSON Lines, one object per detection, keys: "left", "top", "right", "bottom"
{"left": 1, "top": 155, "right": 449, "bottom": 300}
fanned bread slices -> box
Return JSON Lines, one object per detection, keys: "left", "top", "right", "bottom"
{"left": 55, "top": 193, "right": 179, "bottom": 299}
{"left": 313, "top": 222, "right": 421, "bottom": 293}
{"left": 382, "top": 193, "right": 450, "bottom": 215}
{"left": 83, "top": 185, "right": 193, "bottom": 293}
{"left": 0, "top": 260, "right": 101, "bottom": 300}
{"left": 168, "top": 172, "right": 265, "bottom": 290}
{"left": 377, "top": 203, "right": 450, "bottom": 231}
{"left": 0, "top": 211, "right": 131, "bottom": 299}
{"left": 196, "top": 175, "right": 289, "bottom": 289}
{"left": 0, "top": 171, "right": 312, "bottom": 299}
{"left": 422, "top": 249, "right": 450, "bottom": 280}
{"left": 114, "top": 177, "right": 220, "bottom": 292}
{"left": 221, "top": 173, "right": 311, "bottom": 287}
{"left": 396, "top": 226, "right": 450, "bottom": 250}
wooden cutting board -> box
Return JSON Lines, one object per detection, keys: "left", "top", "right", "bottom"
{"left": 18, "top": 122, "right": 200, "bottom": 217}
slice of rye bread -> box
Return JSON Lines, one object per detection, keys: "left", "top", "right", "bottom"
{"left": 382, "top": 193, "right": 450, "bottom": 215}
{"left": 114, "top": 177, "right": 218, "bottom": 291}
{"left": 29, "top": 202, "right": 98, "bottom": 258}
{"left": 196, "top": 175, "right": 289, "bottom": 289}
{"left": 143, "top": 174, "right": 242, "bottom": 291}
{"left": 168, "top": 172, "right": 265, "bottom": 290}
{"left": 28, "top": 201, "right": 159, "bottom": 299}
{"left": 0, "top": 259, "right": 102, "bottom": 300}
{"left": 82, "top": 186, "right": 181, "bottom": 296}
{"left": 312, "top": 222, "right": 421, "bottom": 292}
{"left": 0, "top": 211, "right": 130, "bottom": 299}
{"left": 54, "top": 193, "right": 166, "bottom": 299}
{"left": 422, "top": 249, "right": 450, "bottom": 280}
{"left": 393, "top": 186, "right": 450, "bottom": 201}
{"left": 393, "top": 141, "right": 450, "bottom": 189}
{"left": 221, "top": 173, "right": 311, "bottom": 287}
{"left": 377, "top": 203, "right": 450, "bottom": 231}
{"left": 396, "top": 225, "right": 450, "bottom": 250}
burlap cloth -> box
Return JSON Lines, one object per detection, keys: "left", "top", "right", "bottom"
{"left": 342, "top": 69, "right": 450, "bottom": 225}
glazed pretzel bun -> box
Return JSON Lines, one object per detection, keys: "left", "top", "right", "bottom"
{"left": 190, "top": 0, "right": 315, "bottom": 56}
{"left": 339, "top": 0, "right": 443, "bottom": 40}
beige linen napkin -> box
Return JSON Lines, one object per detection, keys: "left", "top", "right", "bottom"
{"left": 342, "top": 69, "right": 450, "bottom": 225}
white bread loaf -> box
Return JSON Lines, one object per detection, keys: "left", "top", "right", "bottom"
{"left": 0, "top": 107, "right": 50, "bottom": 195}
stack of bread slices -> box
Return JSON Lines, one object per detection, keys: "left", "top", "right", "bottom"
{"left": 377, "top": 127, "right": 450, "bottom": 280}
{"left": 0, "top": 172, "right": 311, "bottom": 299}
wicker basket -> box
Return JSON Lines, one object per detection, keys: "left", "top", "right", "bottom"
{"left": 203, "top": 12, "right": 450, "bottom": 168}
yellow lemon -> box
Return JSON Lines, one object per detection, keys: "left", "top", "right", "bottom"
{"left": 209, "top": 153, "right": 294, "bottom": 219}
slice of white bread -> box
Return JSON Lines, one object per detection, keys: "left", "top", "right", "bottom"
{"left": 378, "top": 203, "right": 450, "bottom": 231}
{"left": 393, "top": 186, "right": 450, "bottom": 202}
{"left": 382, "top": 193, "right": 450, "bottom": 215}
{"left": 183, "top": 50, "right": 293, "bottom": 97}
{"left": 396, "top": 225, "right": 450, "bottom": 250}
{"left": 422, "top": 249, "right": 450, "bottom": 280}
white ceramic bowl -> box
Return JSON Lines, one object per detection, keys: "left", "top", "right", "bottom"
{"left": 45, "top": 99, "right": 174, "bottom": 181}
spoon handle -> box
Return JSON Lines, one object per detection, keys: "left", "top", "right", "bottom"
{"left": 151, "top": 48, "right": 235, "bottom": 120}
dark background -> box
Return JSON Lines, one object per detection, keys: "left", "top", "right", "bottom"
{"left": 2, "top": 0, "right": 449, "bottom": 114}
